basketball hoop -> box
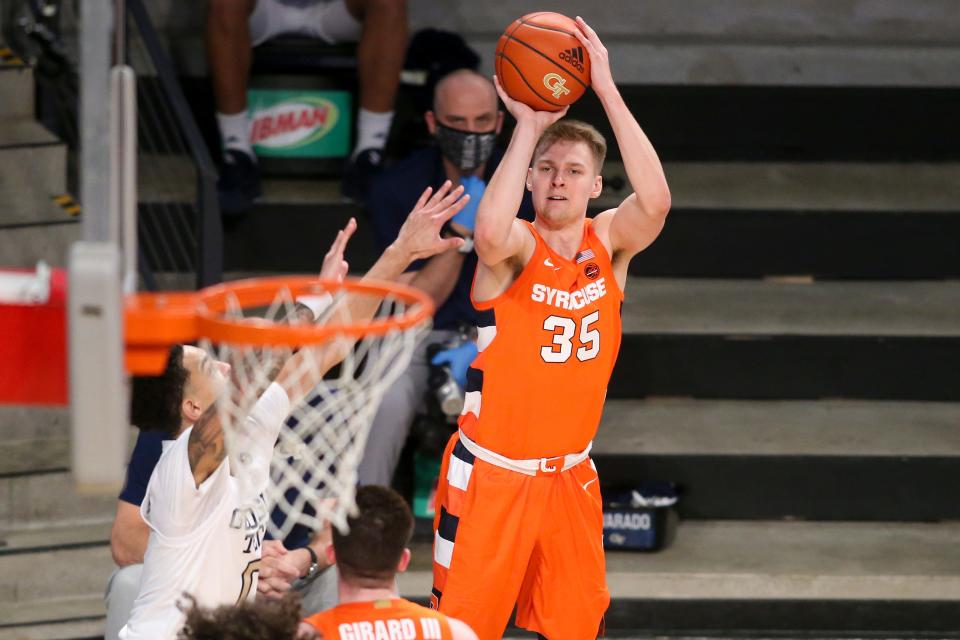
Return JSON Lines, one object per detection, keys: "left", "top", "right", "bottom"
{"left": 125, "top": 276, "right": 434, "bottom": 537}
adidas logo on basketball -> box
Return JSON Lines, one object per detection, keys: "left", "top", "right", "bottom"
{"left": 559, "top": 46, "right": 585, "bottom": 72}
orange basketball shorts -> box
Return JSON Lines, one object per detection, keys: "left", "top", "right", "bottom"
{"left": 431, "top": 432, "right": 609, "bottom": 639}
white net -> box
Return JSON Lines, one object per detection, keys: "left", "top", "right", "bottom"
{"left": 196, "top": 277, "right": 429, "bottom": 539}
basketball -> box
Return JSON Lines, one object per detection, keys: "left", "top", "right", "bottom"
{"left": 495, "top": 12, "right": 591, "bottom": 112}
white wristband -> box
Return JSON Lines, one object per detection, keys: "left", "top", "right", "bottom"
{"left": 296, "top": 293, "right": 334, "bottom": 320}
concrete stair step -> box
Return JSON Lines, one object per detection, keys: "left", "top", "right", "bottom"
{"left": 159, "top": 161, "right": 960, "bottom": 212}
{"left": 0, "top": 468, "right": 117, "bottom": 529}
{"left": 0, "top": 407, "right": 71, "bottom": 476}
{"left": 0, "top": 118, "right": 59, "bottom": 148}
{"left": 609, "top": 277, "right": 960, "bottom": 402}
{"left": 0, "top": 597, "right": 105, "bottom": 640}
{"left": 0, "top": 219, "right": 80, "bottom": 267}
{"left": 0, "top": 437, "right": 69, "bottom": 477}
{"left": 469, "top": 36, "right": 960, "bottom": 89}
{"left": 0, "top": 191, "right": 80, "bottom": 228}
{"left": 0, "top": 120, "right": 67, "bottom": 206}
{"left": 402, "top": 521, "right": 960, "bottom": 599}
{"left": 149, "top": 0, "right": 960, "bottom": 49}
{"left": 594, "top": 399, "right": 960, "bottom": 520}
{"left": 662, "top": 162, "right": 960, "bottom": 213}
{"left": 622, "top": 278, "right": 960, "bottom": 338}
{"left": 634, "top": 206, "right": 960, "bottom": 280}
{"left": 419, "top": 1, "right": 960, "bottom": 46}
{"left": 0, "top": 62, "right": 34, "bottom": 119}
{"left": 214, "top": 159, "right": 960, "bottom": 279}
{"left": 0, "top": 541, "right": 112, "bottom": 604}
{"left": 0, "top": 406, "right": 69, "bottom": 443}
{"left": 2, "top": 518, "right": 955, "bottom": 636}
{"left": 597, "top": 399, "right": 960, "bottom": 457}
{"left": 399, "top": 519, "right": 960, "bottom": 634}
{"left": 0, "top": 519, "right": 111, "bottom": 554}
{"left": 565, "top": 86, "right": 959, "bottom": 162}
{"left": 155, "top": 1, "right": 960, "bottom": 87}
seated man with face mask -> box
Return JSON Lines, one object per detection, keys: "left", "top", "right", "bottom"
{"left": 361, "top": 68, "right": 534, "bottom": 487}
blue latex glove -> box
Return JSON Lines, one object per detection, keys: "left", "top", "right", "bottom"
{"left": 431, "top": 341, "right": 479, "bottom": 388}
{"left": 451, "top": 175, "right": 485, "bottom": 233}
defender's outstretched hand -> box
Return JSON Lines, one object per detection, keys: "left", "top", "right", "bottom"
{"left": 492, "top": 74, "right": 568, "bottom": 132}
{"left": 318, "top": 217, "right": 357, "bottom": 283}
{"left": 573, "top": 16, "right": 616, "bottom": 98}
{"left": 393, "top": 181, "right": 469, "bottom": 261}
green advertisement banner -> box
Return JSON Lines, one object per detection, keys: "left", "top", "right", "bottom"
{"left": 248, "top": 89, "right": 352, "bottom": 158}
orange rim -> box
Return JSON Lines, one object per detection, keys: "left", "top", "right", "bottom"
{"left": 125, "top": 291, "right": 199, "bottom": 345}
{"left": 124, "top": 277, "right": 434, "bottom": 373}
{"left": 124, "top": 291, "right": 200, "bottom": 375}
{"left": 195, "top": 276, "right": 434, "bottom": 346}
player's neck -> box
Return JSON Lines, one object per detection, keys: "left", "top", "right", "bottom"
{"left": 338, "top": 580, "right": 398, "bottom": 605}
{"left": 533, "top": 215, "right": 586, "bottom": 260}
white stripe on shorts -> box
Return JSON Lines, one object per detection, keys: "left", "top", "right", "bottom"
{"left": 434, "top": 531, "right": 454, "bottom": 569}
{"left": 446, "top": 453, "right": 474, "bottom": 492}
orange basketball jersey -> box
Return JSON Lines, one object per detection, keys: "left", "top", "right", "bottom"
{"left": 303, "top": 598, "right": 454, "bottom": 640}
{"left": 461, "top": 219, "right": 623, "bottom": 459}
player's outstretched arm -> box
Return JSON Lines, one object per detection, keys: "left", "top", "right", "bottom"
{"left": 473, "top": 78, "right": 567, "bottom": 266}
{"left": 573, "top": 17, "right": 671, "bottom": 259}
{"left": 186, "top": 217, "right": 359, "bottom": 486}
{"left": 277, "top": 182, "right": 468, "bottom": 403}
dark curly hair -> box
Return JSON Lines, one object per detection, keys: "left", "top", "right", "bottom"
{"left": 130, "top": 344, "right": 189, "bottom": 435}
{"left": 333, "top": 485, "right": 414, "bottom": 585}
{"left": 177, "top": 591, "right": 302, "bottom": 640}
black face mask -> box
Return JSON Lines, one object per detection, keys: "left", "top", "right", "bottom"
{"left": 434, "top": 122, "right": 497, "bottom": 172}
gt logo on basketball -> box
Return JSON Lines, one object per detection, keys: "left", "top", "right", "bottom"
{"left": 543, "top": 73, "right": 571, "bottom": 99}
{"left": 559, "top": 46, "right": 585, "bottom": 72}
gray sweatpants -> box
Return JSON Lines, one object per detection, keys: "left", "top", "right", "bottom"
{"left": 356, "top": 330, "right": 454, "bottom": 486}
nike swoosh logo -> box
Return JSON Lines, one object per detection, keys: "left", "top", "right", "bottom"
{"left": 543, "top": 258, "right": 560, "bottom": 270}
{"left": 582, "top": 477, "right": 598, "bottom": 491}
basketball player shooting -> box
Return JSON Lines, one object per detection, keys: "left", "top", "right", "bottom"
{"left": 120, "top": 182, "right": 469, "bottom": 640}
{"left": 430, "top": 17, "right": 671, "bottom": 639}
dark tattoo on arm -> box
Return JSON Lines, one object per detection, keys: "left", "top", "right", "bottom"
{"left": 188, "top": 403, "right": 225, "bottom": 483}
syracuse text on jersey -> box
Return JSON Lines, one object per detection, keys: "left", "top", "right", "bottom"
{"left": 530, "top": 277, "right": 608, "bottom": 310}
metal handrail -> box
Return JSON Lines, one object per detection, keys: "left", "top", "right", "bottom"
{"left": 125, "top": 0, "right": 222, "bottom": 288}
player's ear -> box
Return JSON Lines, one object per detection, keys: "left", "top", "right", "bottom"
{"left": 495, "top": 110, "right": 504, "bottom": 134}
{"left": 526, "top": 166, "right": 533, "bottom": 191}
{"left": 590, "top": 173, "right": 603, "bottom": 199}
{"left": 182, "top": 397, "right": 201, "bottom": 424}
{"left": 396, "top": 548, "right": 411, "bottom": 573}
{"left": 425, "top": 110, "right": 437, "bottom": 135}
{"left": 324, "top": 543, "right": 336, "bottom": 567}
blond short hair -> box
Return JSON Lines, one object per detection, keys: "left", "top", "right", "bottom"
{"left": 533, "top": 119, "right": 607, "bottom": 174}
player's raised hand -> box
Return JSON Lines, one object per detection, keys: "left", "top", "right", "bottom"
{"left": 573, "top": 16, "right": 616, "bottom": 98}
{"left": 319, "top": 216, "right": 356, "bottom": 283}
{"left": 393, "top": 181, "right": 469, "bottom": 261}
{"left": 493, "top": 74, "right": 568, "bottom": 132}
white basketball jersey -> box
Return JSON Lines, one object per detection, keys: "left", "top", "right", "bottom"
{"left": 120, "top": 383, "right": 290, "bottom": 640}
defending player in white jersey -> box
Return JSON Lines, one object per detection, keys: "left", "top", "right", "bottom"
{"left": 120, "top": 181, "right": 469, "bottom": 640}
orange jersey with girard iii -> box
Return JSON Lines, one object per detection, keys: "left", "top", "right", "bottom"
{"left": 460, "top": 219, "right": 623, "bottom": 459}
{"left": 303, "top": 599, "right": 454, "bottom": 640}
